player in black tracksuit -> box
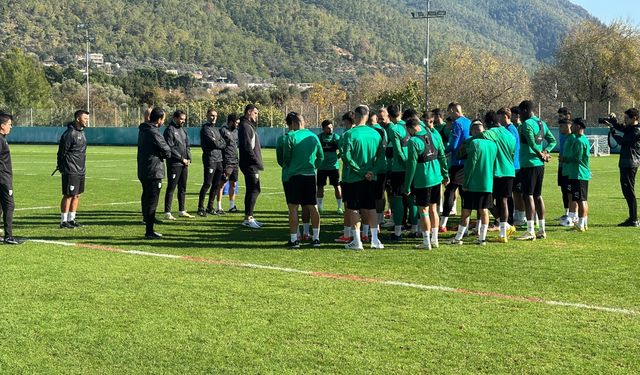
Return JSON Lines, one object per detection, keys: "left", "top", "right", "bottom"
{"left": 163, "top": 110, "right": 192, "bottom": 219}
{"left": 238, "top": 104, "right": 264, "bottom": 228}
{"left": 219, "top": 113, "right": 240, "bottom": 213}
{"left": 57, "top": 110, "right": 89, "bottom": 229}
{"left": 198, "top": 109, "right": 227, "bottom": 216}
{"left": 137, "top": 108, "right": 171, "bottom": 239}
{"left": 0, "top": 113, "right": 19, "bottom": 244}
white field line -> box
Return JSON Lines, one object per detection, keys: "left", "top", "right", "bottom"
{"left": 27, "top": 239, "right": 640, "bottom": 317}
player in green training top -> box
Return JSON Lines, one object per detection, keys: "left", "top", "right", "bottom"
{"left": 516, "top": 100, "right": 557, "bottom": 241}
{"left": 448, "top": 120, "right": 498, "bottom": 246}
{"left": 469, "top": 112, "right": 517, "bottom": 242}
{"left": 316, "top": 119, "right": 342, "bottom": 214}
{"left": 335, "top": 111, "right": 357, "bottom": 244}
{"left": 280, "top": 112, "right": 324, "bottom": 248}
{"left": 341, "top": 105, "right": 385, "bottom": 250}
{"left": 386, "top": 104, "right": 410, "bottom": 241}
{"left": 404, "top": 117, "right": 449, "bottom": 250}
{"left": 562, "top": 118, "right": 590, "bottom": 232}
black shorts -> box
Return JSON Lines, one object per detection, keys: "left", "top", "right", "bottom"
{"left": 389, "top": 171, "right": 406, "bottom": 196}
{"left": 226, "top": 166, "right": 239, "bottom": 182}
{"left": 569, "top": 179, "right": 589, "bottom": 202}
{"left": 284, "top": 175, "right": 317, "bottom": 205}
{"left": 413, "top": 185, "right": 440, "bottom": 207}
{"left": 349, "top": 180, "right": 376, "bottom": 210}
{"left": 317, "top": 169, "right": 340, "bottom": 187}
{"left": 513, "top": 169, "right": 523, "bottom": 193}
{"left": 493, "top": 177, "right": 514, "bottom": 198}
{"left": 462, "top": 191, "right": 493, "bottom": 210}
{"left": 340, "top": 182, "right": 354, "bottom": 206}
{"left": 558, "top": 167, "right": 571, "bottom": 194}
{"left": 62, "top": 174, "right": 85, "bottom": 196}
{"left": 449, "top": 165, "right": 465, "bottom": 186}
{"left": 374, "top": 173, "right": 388, "bottom": 200}
{"left": 520, "top": 166, "right": 545, "bottom": 197}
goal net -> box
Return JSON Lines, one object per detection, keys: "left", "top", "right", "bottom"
{"left": 586, "top": 135, "right": 610, "bottom": 156}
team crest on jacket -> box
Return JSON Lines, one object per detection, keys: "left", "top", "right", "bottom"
{"left": 8, "top": 190, "right": 12, "bottom": 196}
{"left": 70, "top": 185, "right": 75, "bottom": 191}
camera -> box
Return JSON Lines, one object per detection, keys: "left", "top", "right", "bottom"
{"left": 598, "top": 113, "right": 617, "bottom": 126}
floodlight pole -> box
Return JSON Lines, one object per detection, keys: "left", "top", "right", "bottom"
{"left": 77, "top": 24, "right": 93, "bottom": 113}
{"left": 411, "top": 2, "right": 446, "bottom": 114}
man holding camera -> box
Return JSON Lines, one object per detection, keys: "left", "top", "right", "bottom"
{"left": 608, "top": 108, "right": 640, "bottom": 227}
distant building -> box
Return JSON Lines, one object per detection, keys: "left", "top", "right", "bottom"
{"left": 89, "top": 53, "right": 104, "bottom": 66}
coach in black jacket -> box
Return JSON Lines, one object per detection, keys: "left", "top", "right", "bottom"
{"left": 138, "top": 108, "right": 171, "bottom": 239}
{"left": 610, "top": 108, "right": 640, "bottom": 227}
{"left": 57, "top": 110, "right": 89, "bottom": 229}
{"left": 238, "top": 104, "right": 264, "bottom": 229}
{"left": 197, "top": 108, "right": 226, "bottom": 216}
{"left": 163, "top": 110, "right": 193, "bottom": 219}
{"left": 0, "top": 113, "right": 19, "bottom": 244}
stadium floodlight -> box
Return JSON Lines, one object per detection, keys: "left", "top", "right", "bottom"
{"left": 410, "top": 1, "right": 447, "bottom": 113}
{"left": 76, "top": 23, "right": 95, "bottom": 114}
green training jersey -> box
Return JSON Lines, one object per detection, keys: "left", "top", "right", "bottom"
{"left": 389, "top": 120, "right": 409, "bottom": 172}
{"left": 380, "top": 121, "right": 394, "bottom": 171}
{"left": 563, "top": 134, "right": 591, "bottom": 181}
{"left": 342, "top": 124, "right": 383, "bottom": 183}
{"left": 339, "top": 127, "right": 354, "bottom": 182}
{"left": 368, "top": 123, "right": 388, "bottom": 174}
{"left": 282, "top": 129, "right": 324, "bottom": 181}
{"left": 519, "top": 116, "right": 557, "bottom": 168}
{"left": 463, "top": 138, "right": 497, "bottom": 193}
{"left": 404, "top": 129, "right": 449, "bottom": 191}
{"left": 318, "top": 132, "right": 341, "bottom": 171}
{"left": 561, "top": 134, "right": 576, "bottom": 176}
{"left": 475, "top": 126, "right": 516, "bottom": 178}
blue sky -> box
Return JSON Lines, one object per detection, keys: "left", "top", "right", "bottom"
{"left": 570, "top": 0, "right": 639, "bottom": 25}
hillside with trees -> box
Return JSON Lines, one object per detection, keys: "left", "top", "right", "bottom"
{"left": 0, "top": 0, "right": 592, "bottom": 81}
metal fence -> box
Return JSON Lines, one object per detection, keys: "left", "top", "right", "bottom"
{"left": 6, "top": 100, "right": 638, "bottom": 128}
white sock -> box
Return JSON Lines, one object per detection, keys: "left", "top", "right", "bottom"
{"left": 431, "top": 228, "right": 438, "bottom": 243}
{"left": 363, "top": 224, "right": 370, "bottom": 237}
{"left": 423, "top": 231, "right": 430, "bottom": 245}
{"left": 371, "top": 228, "right": 380, "bottom": 243}
{"left": 290, "top": 233, "right": 298, "bottom": 242}
{"left": 565, "top": 208, "right": 570, "bottom": 215}
{"left": 394, "top": 225, "right": 402, "bottom": 236}
{"left": 337, "top": 199, "right": 342, "bottom": 209}
{"left": 527, "top": 220, "right": 535, "bottom": 233}
{"left": 476, "top": 220, "right": 481, "bottom": 232}
{"left": 61, "top": 212, "right": 68, "bottom": 223}
{"left": 539, "top": 219, "right": 546, "bottom": 233}
{"left": 569, "top": 211, "right": 578, "bottom": 221}
{"left": 479, "top": 224, "right": 488, "bottom": 242}
{"left": 455, "top": 225, "right": 467, "bottom": 241}
{"left": 229, "top": 199, "right": 235, "bottom": 209}
{"left": 69, "top": 212, "right": 76, "bottom": 221}
{"left": 584, "top": 216, "right": 588, "bottom": 227}
{"left": 352, "top": 228, "right": 362, "bottom": 246}
{"left": 312, "top": 227, "right": 320, "bottom": 241}
{"left": 317, "top": 198, "right": 323, "bottom": 209}
{"left": 499, "top": 221, "right": 507, "bottom": 238}
{"left": 303, "top": 223, "right": 310, "bottom": 236}
{"left": 441, "top": 217, "right": 449, "bottom": 228}
{"left": 344, "top": 226, "right": 351, "bottom": 238}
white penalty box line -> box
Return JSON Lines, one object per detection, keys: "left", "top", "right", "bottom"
{"left": 28, "top": 239, "right": 640, "bottom": 317}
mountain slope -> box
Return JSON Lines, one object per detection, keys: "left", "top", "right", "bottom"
{"left": 0, "top": 0, "right": 593, "bottom": 81}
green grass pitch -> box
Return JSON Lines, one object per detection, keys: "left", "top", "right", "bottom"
{"left": 0, "top": 144, "right": 638, "bottom": 374}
